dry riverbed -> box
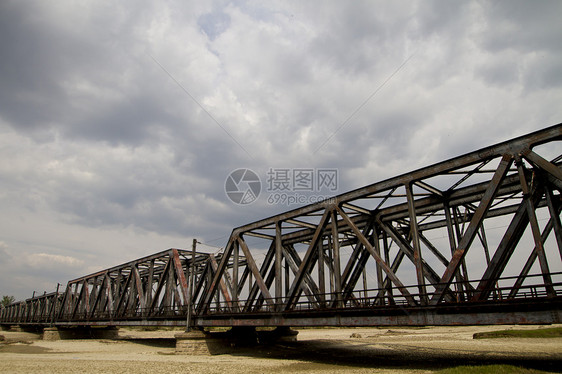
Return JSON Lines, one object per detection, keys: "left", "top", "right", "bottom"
{"left": 1, "top": 325, "right": 561, "bottom": 373}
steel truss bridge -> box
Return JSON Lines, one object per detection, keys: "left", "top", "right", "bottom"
{"left": 2, "top": 124, "right": 562, "bottom": 329}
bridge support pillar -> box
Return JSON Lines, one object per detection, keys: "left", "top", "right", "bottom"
{"left": 175, "top": 327, "right": 298, "bottom": 355}
{"left": 175, "top": 327, "right": 261, "bottom": 355}
{"left": 175, "top": 330, "right": 230, "bottom": 355}
{"left": 43, "top": 326, "right": 119, "bottom": 341}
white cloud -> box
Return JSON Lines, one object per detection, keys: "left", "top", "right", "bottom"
{"left": 27, "top": 253, "right": 85, "bottom": 269}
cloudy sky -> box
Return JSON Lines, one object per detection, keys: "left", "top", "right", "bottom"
{"left": 1, "top": 0, "right": 561, "bottom": 300}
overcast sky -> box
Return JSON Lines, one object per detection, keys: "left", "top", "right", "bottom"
{"left": 1, "top": 0, "right": 561, "bottom": 300}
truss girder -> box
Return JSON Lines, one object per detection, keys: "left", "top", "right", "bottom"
{"left": 0, "top": 249, "right": 243, "bottom": 324}
{"left": 2, "top": 124, "right": 562, "bottom": 327}
{"left": 198, "top": 124, "right": 562, "bottom": 316}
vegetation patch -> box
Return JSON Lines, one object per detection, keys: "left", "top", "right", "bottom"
{"left": 435, "top": 365, "right": 551, "bottom": 374}
{"left": 473, "top": 327, "right": 562, "bottom": 339}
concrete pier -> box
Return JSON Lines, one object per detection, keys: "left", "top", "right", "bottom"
{"left": 175, "top": 330, "right": 230, "bottom": 355}
{"left": 43, "top": 326, "right": 119, "bottom": 341}
{"left": 175, "top": 327, "right": 299, "bottom": 355}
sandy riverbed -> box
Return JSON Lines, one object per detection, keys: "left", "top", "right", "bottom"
{"left": 1, "top": 325, "right": 561, "bottom": 373}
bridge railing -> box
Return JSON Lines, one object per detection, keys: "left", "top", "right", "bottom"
{"left": 199, "top": 271, "right": 562, "bottom": 316}
{"left": 0, "top": 292, "right": 63, "bottom": 325}
{"left": 2, "top": 272, "right": 560, "bottom": 325}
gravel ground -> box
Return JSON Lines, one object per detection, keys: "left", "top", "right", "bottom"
{"left": 1, "top": 325, "right": 561, "bottom": 373}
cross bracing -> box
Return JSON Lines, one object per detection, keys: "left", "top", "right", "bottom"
{"left": 2, "top": 124, "right": 561, "bottom": 327}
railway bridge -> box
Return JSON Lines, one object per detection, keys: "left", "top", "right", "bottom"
{"left": 2, "top": 124, "right": 562, "bottom": 349}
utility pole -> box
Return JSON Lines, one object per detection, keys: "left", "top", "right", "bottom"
{"left": 186, "top": 238, "right": 197, "bottom": 332}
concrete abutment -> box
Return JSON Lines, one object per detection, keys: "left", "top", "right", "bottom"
{"left": 175, "top": 326, "right": 299, "bottom": 355}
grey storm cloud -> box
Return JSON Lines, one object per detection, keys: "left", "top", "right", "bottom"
{"left": 0, "top": 0, "right": 561, "bottom": 299}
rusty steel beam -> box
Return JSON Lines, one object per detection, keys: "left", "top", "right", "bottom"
{"left": 199, "top": 124, "right": 561, "bottom": 321}
{"left": 8, "top": 248, "right": 242, "bottom": 324}
{"left": 2, "top": 124, "right": 561, "bottom": 328}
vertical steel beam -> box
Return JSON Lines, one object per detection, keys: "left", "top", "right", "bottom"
{"left": 275, "top": 220, "right": 283, "bottom": 309}
{"left": 285, "top": 257, "right": 290, "bottom": 299}
{"left": 186, "top": 239, "right": 197, "bottom": 331}
{"left": 317, "top": 238, "right": 326, "bottom": 306}
{"left": 233, "top": 239, "right": 239, "bottom": 311}
{"left": 545, "top": 186, "right": 562, "bottom": 260}
{"left": 444, "top": 203, "right": 462, "bottom": 300}
{"left": 382, "top": 232, "right": 395, "bottom": 305}
{"left": 405, "top": 183, "right": 428, "bottom": 304}
{"left": 330, "top": 210, "right": 343, "bottom": 308}
{"left": 146, "top": 260, "right": 154, "bottom": 315}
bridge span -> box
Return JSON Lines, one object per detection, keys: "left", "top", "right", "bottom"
{"left": 2, "top": 124, "right": 562, "bottom": 331}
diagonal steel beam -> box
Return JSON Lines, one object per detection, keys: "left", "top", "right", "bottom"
{"left": 201, "top": 235, "right": 236, "bottom": 312}
{"left": 132, "top": 266, "right": 146, "bottom": 311}
{"left": 431, "top": 154, "right": 513, "bottom": 305}
{"left": 377, "top": 219, "right": 447, "bottom": 296}
{"left": 149, "top": 257, "right": 172, "bottom": 312}
{"left": 209, "top": 253, "right": 233, "bottom": 309}
{"left": 340, "top": 218, "right": 376, "bottom": 304}
{"left": 522, "top": 148, "right": 562, "bottom": 182}
{"left": 275, "top": 220, "right": 283, "bottom": 308}
{"left": 243, "top": 241, "right": 276, "bottom": 312}
{"left": 172, "top": 249, "right": 189, "bottom": 307}
{"left": 237, "top": 236, "right": 275, "bottom": 307}
{"left": 337, "top": 206, "right": 417, "bottom": 306}
{"left": 283, "top": 245, "right": 322, "bottom": 306}
{"left": 285, "top": 208, "right": 332, "bottom": 310}
{"left": 517, "top": 160, "right": 555, "bottom": 296}
{"left": 509, "top": 216, "right": 557, "bottom": 299}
